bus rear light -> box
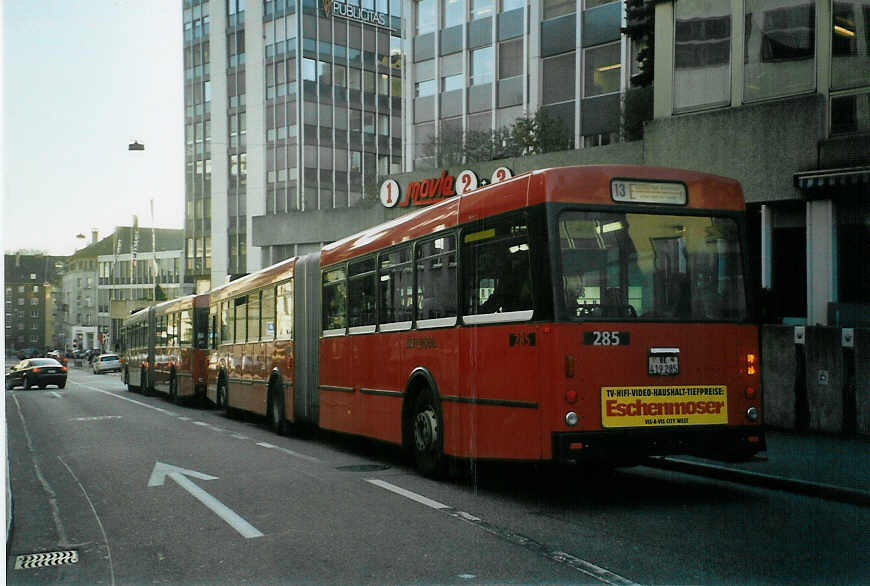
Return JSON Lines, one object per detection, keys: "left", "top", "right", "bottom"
{"left": 745, "top": 353, "right": 757, "bottom": 375}
{"left": 569, "top": 442, "right": 584, "bottom": 451}
{"left": 565, "top": 355, "right": 575, "bottom": 378}
{"left": 565, "top": 412, "right": 579, "bottom": 426}
{"left": 746, "top": 407, "right": 759, "bottom": 422}
{"left": 747, "top": 435, "right": 761, "bottom": 443}
{"left": 745, "top": 386, "right": 757, "bottom": 400}
{"left": 565, "top": 390, "right": 578, "bottom": 404}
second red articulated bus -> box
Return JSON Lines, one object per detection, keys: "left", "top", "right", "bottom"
{"left": 120, "top": 293, "right": 210, "bottom": 403}
{"left": 197, "top": 165, "right": 764, "bottom": 477}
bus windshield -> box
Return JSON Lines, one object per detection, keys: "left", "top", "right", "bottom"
{"left": 557, "top": 211, "right": 747, "bottom": 322}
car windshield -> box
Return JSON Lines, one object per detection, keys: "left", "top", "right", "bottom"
{"left": 101, "top": 355, "right": 119, "bottom": 361}
{"left": 557, "top": 211, "right": 747, "bottom": 322}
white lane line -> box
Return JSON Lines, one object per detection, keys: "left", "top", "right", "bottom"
{"left": 364, "top": 478, "right": 638, "bottom": 586}
{"left": 256, "top": 442, "right": 320, "bottom": 463}
{"left": 58, "top": 456, "right": 116, "bottom": 586}
{"left": 364, "top": 478, "right": 449, "bottom": 510}
{"left": 77, "top": 384, "right": 178, "bottom": 416}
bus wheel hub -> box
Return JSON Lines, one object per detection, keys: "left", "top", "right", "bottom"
{"left": 415, "top": 408, "right": 438, "bottom": 452}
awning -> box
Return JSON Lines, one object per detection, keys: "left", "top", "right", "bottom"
{"left": 794, "top": 166, "right": 870, "bottom": 190}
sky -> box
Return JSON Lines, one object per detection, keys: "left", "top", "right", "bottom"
{"left": 2, "top": 0, "right": 184, "bottom": 257}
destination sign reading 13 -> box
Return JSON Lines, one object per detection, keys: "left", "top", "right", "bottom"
{"left": 323, "top": 0, "right": 390, "bottom": 28}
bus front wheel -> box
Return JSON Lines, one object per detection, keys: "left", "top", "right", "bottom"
{"left": 413, "top": 388, "right": 445, "bottom": 478}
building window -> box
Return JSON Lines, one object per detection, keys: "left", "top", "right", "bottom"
{"left": 830, "top": 91, "right": 870, "bottom": 135}
{"left": 442, "top": 73, "right": 463, "bottom": 92}
{"left": 416, "top": 79, "right": 436, "bottom": 96}
{"left": 543, "top": 52, "right": 575, "bottom": 104}
{"left": 744, "top": 0, "right": 816, "bottom": 101}
{"left": 470, "top": 0, "right": 494, "bottom": 20}
{"left": 498, "top": 39, "right": 523, "bottom": 79}
{"left": 673, "top": 2, "right": 731, "bottom": 112}
{"left": 470, "top": 46, "right": 494, "bottom": 85}
{"left": 443, "top": 0, "right": 465, "bottom": 28}
{"left": 543, "top": 0, "right": 574, "bottom": 20}
{"left": 831, "top": 1, "right": 870, "bottom": 91}
{"left": 584, "top": 42, "right": 620, "bottom": 97}
{"left": 416, "top": 0, "right": 435, "bottom": 35}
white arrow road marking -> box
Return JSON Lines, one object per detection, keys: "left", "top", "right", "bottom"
{"left": 148, "top": 462, "right": 263, "bottom": 539}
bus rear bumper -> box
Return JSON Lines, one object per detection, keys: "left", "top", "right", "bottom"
{"left": 552, "top": 426, "right": 766, "bottom": 465}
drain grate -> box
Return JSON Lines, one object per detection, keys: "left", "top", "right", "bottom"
{"left": 14, "top": 550, "right": 79, "bottom": 570}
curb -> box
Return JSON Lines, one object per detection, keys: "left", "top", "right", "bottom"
{"left": 645, "top": 456, "right": 870, "bottom": 508}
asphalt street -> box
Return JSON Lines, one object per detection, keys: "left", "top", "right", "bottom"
{"left": 6, "top": 367, "right": 869, "bottom": 584}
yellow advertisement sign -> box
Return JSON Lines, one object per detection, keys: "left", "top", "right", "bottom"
{"left": 601, "top": 386, "right": 728, "bottom": 428}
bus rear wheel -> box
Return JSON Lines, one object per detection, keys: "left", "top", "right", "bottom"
{"left": 412, "top": 388, "right": 445, "bottom": 478}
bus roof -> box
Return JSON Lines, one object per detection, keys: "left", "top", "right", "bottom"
{"left": 208, "top": 256, "right": 297, "bottom": 303}
{"left": 321, "top": 165, "right": 744, "bottom": 267}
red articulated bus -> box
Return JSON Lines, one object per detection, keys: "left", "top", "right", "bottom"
{"left": 120, "top": 293, "right": 210, "bottom": 403}
{"left": 205, "top": 259, "right": 301, "bottom": 433}
{"left": 208, "top": 165, "right": 764, "bottom": 477}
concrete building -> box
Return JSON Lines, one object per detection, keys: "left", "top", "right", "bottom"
{"left": 60, "top": 227, "right": 187, "bottom": 353}
{"left": 4, "top": 254, "right": 64, "bottom": 356}
{"left": 182, "top": 0, "right": 404, "bottom": 291}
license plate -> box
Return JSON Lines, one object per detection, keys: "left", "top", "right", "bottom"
{"left": 46, "top": 369, "right": 56, "bottom": 373}
{"left": 648, "top": 348, "right": 679, "bottom": 376}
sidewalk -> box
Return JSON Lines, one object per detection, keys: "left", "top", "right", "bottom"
{"left": 648, "top": 429, "right": 870, "bottom": 507}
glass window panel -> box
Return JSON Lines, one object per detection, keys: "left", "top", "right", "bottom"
{"left": 322, "top": 269, "right": 347, "bottom": 330}
{"left": 462, "top": 214, "right": 533, "bottom": 315}
{"left": 276, "top": 280, "right": 293, "bottom": 339}
{"left": 379, "top": 246, "right": 413, "bottom": 323}
{"left": 673, "top": 0, "right": 731, "bottom": 111}
{"left": 543, "top": 52, "right": 575, "bottom": 103}
{"left": 417, "top": 0, "right": 435, "bottom": 34}
{"left": 470, "top": 46, "right": 494, "bottom": 85}
{"left": 415, "top": 234, "right": 458, "bottom": 320}
{"left": 262, "top": 284, "right": 276, "bottom": 340}
{"left": 831, "top": 1, "right": 870, "bottom": 91}
{"left": 498, "top": 38, "right": 523, "bottom": 78}
{"left": 584, "top": 42, "right": 620, "bottom": 96}
{"left": 744, "top": 0, "right": 816, "bottom": 101}
{"left": 543, "top": 0, "right": 575, "bottom": 20}
{"left": 443, "top": 0, "right": 465, "bottom": 27}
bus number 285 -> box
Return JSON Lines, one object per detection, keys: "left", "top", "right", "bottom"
{"left": 583, "top": 331, "right": 630, "bottom": 346}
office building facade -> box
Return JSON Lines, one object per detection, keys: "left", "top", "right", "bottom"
{"left": 183, "top": 0, "right": 404, "bottom": 291}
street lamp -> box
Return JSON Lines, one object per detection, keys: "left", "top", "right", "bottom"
{"left": 127, "top": 140, "right": 157, "bottom": 302}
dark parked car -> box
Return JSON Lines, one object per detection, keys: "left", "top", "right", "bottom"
{"left": 5, "top": 358, "right": 68, "bottom": 390}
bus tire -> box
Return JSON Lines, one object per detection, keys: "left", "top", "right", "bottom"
{"left": 412, "top": 387, "right": 445, "bottom": 478}
{"left": 269, "top": 382, "right": 286, "bottom": 436}
{"left": 169, "top": 375, "right": 178, "bottom": 404}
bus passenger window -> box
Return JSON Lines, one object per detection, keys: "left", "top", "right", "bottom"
{"left": 379, "top": 246, "right": 413, "bottom": 324}
{"left": 462, "top": 217, "right": 532, "bottom": 315}
{"left": 220, "top": 301, "right": 232, "bottom": 344}
{"left": 276, "top": 281, "right": 293, "bottom": 339}
{"left": 322, "top": 268, "right": 347, "bottom": 331}
{"left": 180, "top": 310, "right": 193, "bottom": 346}
{"left": 415, "top": 235, "right": 457, "bottom": 321}
{"left": 234, "top": 296, "right": 248, "bottom": 343}
{"left": 247, "top": 292, "right": 261, "bottom": 342}
{"left": 262, "top": 286, "right": 276, "bottom": 340}
{"left": 349, "top": 258, "right": 377, "bottom": 328}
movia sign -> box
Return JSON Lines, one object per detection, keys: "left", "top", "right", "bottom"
{"left": 323, "top": 0, "right": 389, "bottom": 28}
{"left": 379, "top": 167, "right": 513, "bottom": 208}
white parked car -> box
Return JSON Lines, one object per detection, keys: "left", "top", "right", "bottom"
{"left": 93, "top": 353, "right": 121, "bottom": 374}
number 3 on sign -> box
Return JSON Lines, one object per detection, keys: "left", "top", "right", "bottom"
{"left": 456, "top": 170, "right": 478, "bottom": 195}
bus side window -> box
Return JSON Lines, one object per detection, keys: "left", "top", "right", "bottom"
{"left": 322, "top": 268, "right": 347, "bottom": 332}
{"left": 262, "top": 286, "right": 276, "bottom": 340}
{"left": 348, "top": 258, "right": 377, "bottom": 327}
{"left": 415, "top": 234, "right": 457, "bottom": 321}
{"left": 378, "top": 246, "right": 413, "bottom": 324}
{"left": 462, "top": 216, "right": 532, "bottom": 315}
{"left": 276, "top": 281, "right": 293, "bottom": 339}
